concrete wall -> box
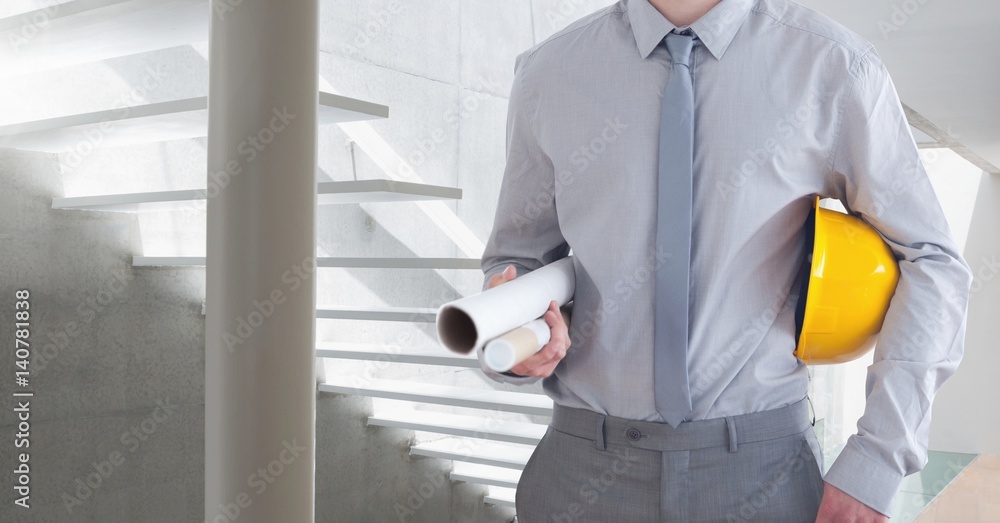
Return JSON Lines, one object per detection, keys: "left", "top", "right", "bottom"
{"left": 0, "top": 148, "right": 205, "bottom": 521}
{"left": 0, "top": 1, "right": 615, "bottom": 522}
{"left": 929, "top": 171, "right": 1000, "bottom": 455}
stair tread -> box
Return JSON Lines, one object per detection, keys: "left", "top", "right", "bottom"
{"left": 316, "top": 342, "right": 478, "bottom": 368}
{"left": 53, "top": 180, "right": 454, "bottom": 212}
{"left": 409, "top": 437, "right": 533, "bottom": 469}
{"left": 369, "top": 409, "right": 545, "bottom": 445}
{"left": 320, "top": 376, "right": 552, "bottom": 415}
{"left": 0, "top": 0, "right": 209, "bottom": 79}
{"left": 315, "top": 306, "right": 438, "bottom": 323}
{"left": 450, "top": 463, "right": 522, "bottom": 488}
{"left": 0, "top": 93, "right": 386, "bottom": 153}
{"left": 134, "top": 256, "right": 481, "bottom": 269}
{"left": 483, "top": 487, "right": 517, "bottom": 508}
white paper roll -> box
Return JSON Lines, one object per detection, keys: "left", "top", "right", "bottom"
{"left": 483, "top": 318, "right": 552, "bottom": 372}
{"left": 436, "top": 256, "right": 575, "bottom": 354}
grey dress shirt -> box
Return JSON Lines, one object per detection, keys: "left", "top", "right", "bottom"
{"left": 478, "top": 0, "right": 973, "bottom": 516}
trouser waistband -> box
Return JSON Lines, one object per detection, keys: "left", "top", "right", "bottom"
{"left": 550, "top": 396, "right": 811, "bottom": 453}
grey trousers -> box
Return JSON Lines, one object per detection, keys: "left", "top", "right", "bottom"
{"left": 515, "top": 397, "right": 825, "bottom": 523}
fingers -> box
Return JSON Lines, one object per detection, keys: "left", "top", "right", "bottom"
{"left": 485, "top": 265, "right": 572, "bottom": 378}
{"left": 542, "top": 300, "right": 566, "bottom": 329}
{"left": 487, "top": 264, "right": 517, "bottom": 289}
{"left": 510, "top": 300, "right": 571, "bottom": 378}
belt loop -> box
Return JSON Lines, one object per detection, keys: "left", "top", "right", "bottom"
{"left": 725, "top": 416, "right": 738, "bottom": 453}
{"left": 594, "top": 413, "right": 606, "bottom": 451}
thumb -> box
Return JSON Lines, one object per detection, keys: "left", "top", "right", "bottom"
{"left": 502, "top": 264, "right": 516, "bottom": 279}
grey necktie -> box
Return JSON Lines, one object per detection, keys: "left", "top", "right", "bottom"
{"left": 654, "top": 30, "right": 697, "bottom": 428}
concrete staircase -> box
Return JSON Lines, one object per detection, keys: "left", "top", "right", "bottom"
{"left": 0, "top": 0, "right": 541, "bottom": 515}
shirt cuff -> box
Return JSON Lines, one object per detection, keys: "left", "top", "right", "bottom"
{"left": 823, "top": 441, "right": 903, "bottom": 517}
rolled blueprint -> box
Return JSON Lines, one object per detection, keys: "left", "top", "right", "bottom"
{"left": 482, "top": 308, "right": 571, "bottom": 372}
{"left": 436, "top": 256, "right": 575, "bottom": 354}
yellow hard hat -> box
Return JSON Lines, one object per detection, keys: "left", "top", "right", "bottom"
{"left": 793, "top": 196, "right": 900, "bottom": 364}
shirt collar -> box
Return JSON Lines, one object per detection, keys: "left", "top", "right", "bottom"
{"left": 627, "top": 0, "right": 754, "bottom": 60}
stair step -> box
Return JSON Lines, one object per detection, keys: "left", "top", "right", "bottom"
{"left": 450, "top": 463, "right": 522, "bottom": 489}
{"left": 319, "top": 257, "right": 480, "bottom": 270}
{"left": 368, "top": 410, "right": 546, "bottom": 446}
{"left": 315, "top": 306, "right": 438, "bottom": 323}
{"left": 316, "top": 342, "right": 479, "bottom": 369}
{"left": 195, "top": 305, "right": 440, "bottom": 321}
{"left": 0, "top": 0, "right": 209, "bottom": 78}
{"left": 320, "top": 377, "right": 552, "bottom": 416}
{"left": 133, "top": 256, "right": 482, "bottom": 270}
{"left": 52, "top": 180, "right": 459, "bottom": 212}
{"left": 483, "top": 487, "right": 517, "bottom": 508}
{"left": 409, "top": 437, "right": 533, "bottom": 470}
{"left": 0, "top": 92, "right": 387, "bottom": 153}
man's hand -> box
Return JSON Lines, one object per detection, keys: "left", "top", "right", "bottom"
{"left": 815, "top": 482, "right": 888, "bottom": 523}
{"left": 487, "top": 264, "right": 571, "bottom": 377}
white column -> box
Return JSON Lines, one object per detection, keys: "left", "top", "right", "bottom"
{"left": 205, "top": 0, "right": 318, "bottom": 521}
{"left": 929, "top": 171, "right": 1000, "bottom": 454}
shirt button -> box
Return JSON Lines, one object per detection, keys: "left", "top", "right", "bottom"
{"left": 626, "top": 428, "right": 641, "bottom": 441}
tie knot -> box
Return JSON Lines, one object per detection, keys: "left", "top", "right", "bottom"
{"left": 665, "top": 31, "right": 696, "bottom": 66}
